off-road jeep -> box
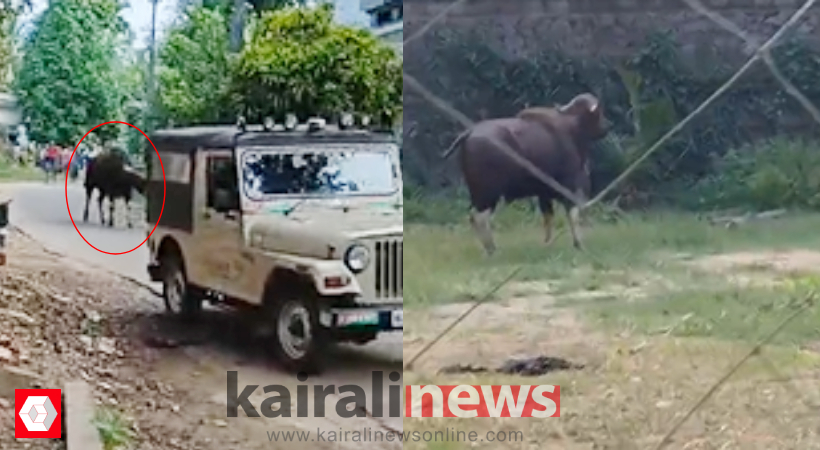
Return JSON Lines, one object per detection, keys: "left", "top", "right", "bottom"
{"left": 144, "top": 117, "right": 402, "bottom": 372}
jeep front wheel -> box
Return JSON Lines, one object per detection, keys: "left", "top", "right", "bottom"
{"left": 268, "top": 295, "right": 326, "bottom": 373}
{"left": 161, "top": 255, "right": 201, "bottom": 319}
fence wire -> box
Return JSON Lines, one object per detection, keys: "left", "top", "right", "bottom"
{"left": 403, "top": 0, "right": 820, "bottom": 447}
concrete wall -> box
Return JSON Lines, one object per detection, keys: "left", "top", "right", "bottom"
{"left": 404, "top": 0, "right": 820, "bottom": 64}
{"left": 0, "top": 93, "right": 20, "bottom": 129}
{"left": 360, "top": 0, "right": 387, "bottom": 13}
{"left": 376, "top": 22, "right": 402, "bottom": 56}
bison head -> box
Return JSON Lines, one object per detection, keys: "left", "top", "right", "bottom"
{"left": 557, "top": 93, "right": 608, "bottom": 141}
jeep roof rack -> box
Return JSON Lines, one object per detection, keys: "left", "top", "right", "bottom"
{"left": 149, "top": 121, "right": 395, "bottom": 155}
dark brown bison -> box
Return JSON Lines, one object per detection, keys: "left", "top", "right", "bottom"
{"left": 83, "top": 151, "right": 146, "bottom": 228}
{"left": 442, "top": 93, "right": 608, "bottom": 255}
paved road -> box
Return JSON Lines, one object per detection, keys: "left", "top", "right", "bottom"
{"left": 8, "top": 180, "right": 155, "bottom": 284}
{"left": 5, "top": 181, "right": 404, "bottom": 440}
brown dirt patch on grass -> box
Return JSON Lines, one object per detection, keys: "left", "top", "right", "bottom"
{"left": 404, "top": 288, "right": 820, "bottom": 449}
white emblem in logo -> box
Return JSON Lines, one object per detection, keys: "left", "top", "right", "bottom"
{"left": 18, "top": 396, "right": 58, "bottom": 432}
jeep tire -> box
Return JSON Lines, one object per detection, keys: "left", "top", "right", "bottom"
{"left": 267, "top": 294, "right": 327, "bottom": 374}
{"left": 161, "top": 254, "right": 201, "bottom": 319}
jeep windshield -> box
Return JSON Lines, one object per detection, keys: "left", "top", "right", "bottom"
{"left": 240, "top": 144, "right": 397, "bottom": 201}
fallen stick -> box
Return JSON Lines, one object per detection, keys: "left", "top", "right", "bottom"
{"left": 707, "top": 209, "right": 787, "bottom": 228}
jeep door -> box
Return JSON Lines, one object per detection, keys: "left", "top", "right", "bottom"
{"left": 191, "top": 149, "right": 247, "bottom": 298}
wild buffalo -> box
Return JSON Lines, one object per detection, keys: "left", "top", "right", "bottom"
{"left": 83, "top": 151, "right": 146, "bottom": 228}
{"left": 442, "top": 93, "right": 608, "bottom": 255}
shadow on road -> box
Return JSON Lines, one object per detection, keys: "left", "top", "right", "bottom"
{"left": 117, "top": 307, "right": 402, "bottom": 376}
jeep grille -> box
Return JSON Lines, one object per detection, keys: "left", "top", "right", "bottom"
{"left": 374, "top": 239, "right": 402, "bottom": 299}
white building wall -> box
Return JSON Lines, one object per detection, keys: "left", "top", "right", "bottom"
{"left": 374, "top": 21, "right": 402, "bottom": 56}
{"left": 360, "top": 0, "right": 402, "bottom": 58}
{"left": 0, "top": 93, "right": 21, "bottom": 128}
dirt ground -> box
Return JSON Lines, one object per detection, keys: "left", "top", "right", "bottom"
{"left": 0, "top": 230, "right": 400, "bottom": 450}
{"left": 402, "top": 251, "right": 820, "bottom": 450}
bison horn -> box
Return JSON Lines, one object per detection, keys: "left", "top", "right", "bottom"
{"left": 590, "top": 102, "right": 599, "bottom": 113}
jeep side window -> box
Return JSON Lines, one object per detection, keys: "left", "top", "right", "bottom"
{"left": 206, "top": 155, "right": 239, "bottom": 213}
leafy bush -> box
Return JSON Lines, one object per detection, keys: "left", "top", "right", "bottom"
{"left": 93, "top": 407, "right": 134, "bottom": 450}
{"left": 232, "top": 3, "right": 402, "bottom": 126}
{"left": 158, "top": 4, "right": 401, "bottom": 128}
{"left": 14, "top": 0, "right": 127, "bottom": 145}
{"left": 692, "top": 137, "right": 820, "bottom": 211}
{"left": 159, "top": 6, "right": 233, "bottom": 126}
{"left": 404, "top": 29, "right": 820, "bottom": 212}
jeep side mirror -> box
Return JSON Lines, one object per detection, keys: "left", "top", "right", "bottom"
{"left": 213, "top": 189, "right": 237, "bottom": 213}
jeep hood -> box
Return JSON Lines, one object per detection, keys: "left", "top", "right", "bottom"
{"left": 244, "top": 204, "right": 402, "bottom": 259}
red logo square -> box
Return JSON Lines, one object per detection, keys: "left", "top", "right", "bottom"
{"left": 15, "top": 389, "right": 62, "bottom": 438}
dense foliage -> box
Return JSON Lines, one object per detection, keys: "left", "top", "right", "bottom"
{"left": 233, "top": 3, "right": 402, "bottom": 126}
{"left": 201, "top": 0, "right": 306, "bottom": 51}
{"left": 120, "top": 50, "right": 148, "bottom": 158}
{"left": 404, "top": 29, "right": 820, "bottom": 213}
{"left": 158, "top": 4, "right": 401, "bottom": 129}
{"left": 14, "top": 0, "right": 127, "bottom": 145}
{"left": 0, "top": 1, "right": 17, "bottom": 89}
{"left": 158, "top": 6, "right": 232, "bottom": 125}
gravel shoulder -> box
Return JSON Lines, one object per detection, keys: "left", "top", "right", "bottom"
{"left": 0, "top": 229, "right": 401, "bottom": 450}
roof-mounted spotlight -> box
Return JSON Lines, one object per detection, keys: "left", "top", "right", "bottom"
{"left": 307, "top": 117, "right": 326, "bottom": 132}
{"left": 263, "top": 116, "right": 275, "bottom": 131}
{"left": 339, "top": 112, "right": 354, "bottom": 129}
{"left": 360, "top": 115, "right": 371, "bottom": 127}
{"left": 284, "top": 113, "right": 298, "bottom": 131}
{"left": 237, "top": 115, "right": 247, "bottom": 132}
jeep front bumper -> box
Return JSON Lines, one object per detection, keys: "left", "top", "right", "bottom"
{"left": 320, "top": 306, "right": 402, "bottom": 331}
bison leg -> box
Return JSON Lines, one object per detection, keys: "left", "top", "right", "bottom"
{"left": 98, "top": 194, "right": 105, "bottom": 226}
{"left": 565, "top": 204, "right": 584, "bottom": 250}
{"left": 125, "top": 198, "right": 132, "bottom": 228}
{"left": 538, "top": 197, "right": 556, "bottom": 246}
{"left": 469, "top": 208, "right": 496, "bottom": 256}
{"left": 108, "top": 197, "right": 115, "bottom": 227}
{"left": 83, "top": 187, "right": 92, "bottom": 223}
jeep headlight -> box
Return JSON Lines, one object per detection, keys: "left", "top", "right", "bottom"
{"left": 344, "top": 244, "right": 370, "bottom": 273}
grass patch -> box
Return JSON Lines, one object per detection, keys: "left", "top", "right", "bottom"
{"left": 0, "top": 154, "right": 42, "bottom": 182}
{"left": 402, "top": 338, "right": 820, "bottom": 450}
{"left": 93, "top": 407, "right": 134, "bottom": 450}
{"left": 405, "top": 194, "right": 820, "bottom": 448}
{"left": 405, "top": 201, "right": 820, "bottom": 309}
{"left": 593, "top": 283, "right": 820, "bottom": 345}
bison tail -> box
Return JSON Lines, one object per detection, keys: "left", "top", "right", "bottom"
{"left": 441, "top": 129, "right": 471, "bottom": 160}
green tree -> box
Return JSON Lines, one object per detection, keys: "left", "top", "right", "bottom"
{"left": 14, "top": 0, "right": 127, "bottom": 146}
{"left": 233, "top": 3, "right": 402, "bottom": 126}
{"left": 200, "top": 0, "right": 305, "bottom": 51}
{"left": 0, "top": 0, "right": 30, "bottom": 89}
{"left": 120, "top": 49, "right": 148, "bottom": 157}
{"left": 158, "top": 6, "right": 232, "bottom": 126}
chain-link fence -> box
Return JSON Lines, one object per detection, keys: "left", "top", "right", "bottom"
{"left": 403, "top": 0, "right": 820, "bottom": 447}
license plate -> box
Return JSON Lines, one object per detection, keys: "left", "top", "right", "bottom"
{"left": 391, "top": 309, "right": 403, "bottom": 328}
{"left": 337, "top": 311, "right": 379, "bottom": 327}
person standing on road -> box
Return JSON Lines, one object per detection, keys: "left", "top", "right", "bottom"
{"left": 15, "top": 124, "right": 28, "bottom": 165}
{"left": 68, "top": 146, "right": 81, "bottom": 181}
{"left": 43, "top": 142, "right": 61, "bottom": 183}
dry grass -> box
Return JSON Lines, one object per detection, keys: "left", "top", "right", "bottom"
{"left": 404, "top": 206, "right": 820, "bottom": 449}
